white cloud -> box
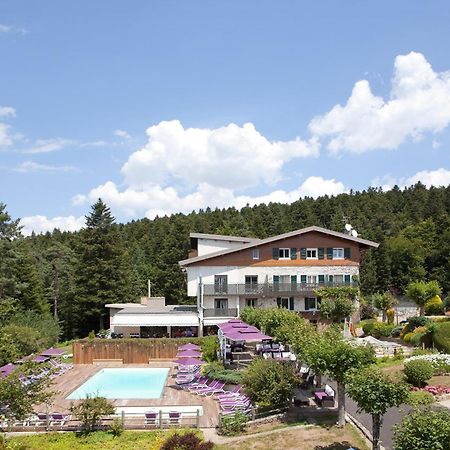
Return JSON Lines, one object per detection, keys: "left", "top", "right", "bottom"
{"left": 122, "top": 120, "right": 319, "bottom": 190}
{"left": 0, "top": 106, "right": 15, "bottom": 118}
{"left": 0, "top": 24, "right": 27, "bottom": 35}
{"left": 114, "top": 129, "right": 131, "bottom": 139}
{"left": 309, "top": 52, "right": 450, "bottom": 154}
{"left": 20, "top": 215, "right": 85, "bottom": 236}
{"left": 25, "top": 138, "right": 74, "bottom": 154}
{"left": 15, "top": 161, "right": 77, "bottom": 173}
{"left": 372, "top": 168, "right": 450, "bottom": 191}
{"left": 74, "top": 176, "right": 346, "bottom": 219}
{"left": 0, "top": 123, "right": 13, "bottom": 148}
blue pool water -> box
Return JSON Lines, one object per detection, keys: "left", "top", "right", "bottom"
{"left": 67, "top": 368, "right": 169, "bottom": 399}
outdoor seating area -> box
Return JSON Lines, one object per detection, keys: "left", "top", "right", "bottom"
{"left": 314, "top": 384, "right": 335, "bottom": 407}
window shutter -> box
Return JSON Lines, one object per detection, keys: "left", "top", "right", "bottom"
{"left": 290, "top": 248, "right": 297, "bottom": 260}
{"left": 304, "top": 298, "right": 309, "bottom": 311}
{"left": 273, "top": 275, "right": 279, "bottom": 284}
{"left": 300, "top": 275, "right": 307, "bottom": 284}
{"left": 289, "top": 297, "right": 294, "bottom": 310}
{"left": 318, "top": 248, "right": 324, "bottom": 260}
{"left": 276, "top": 298, "right": 281, "bottom": 308}
{"left": 272, "top": 248, "right": 279, "bottom": 260}
{"left": 344, "top": 274, "right": 351, "bottom": 284}
{"left": 328, "top": 275, "right": 334, "bottom": 284}
{"left": 291, "top": 275, "right": 297, "bottom": 289}
{"left": 344, "top": 247, "right": 351, "bottom": 259}
{"left": 318, "top": 274, "right": 325, "bottom": 284}
{"left": 327, "top": 247, "right": 333, "bottom": 259}
{"left": 300, "top": 248, "right": 307, "bottom": 259}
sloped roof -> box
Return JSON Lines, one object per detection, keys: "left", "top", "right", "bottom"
{"left": 179, "top": 225, "right": 379, "bottom": 266}
{"left": 190, "top": 232, "right": 261, "bottom": 243}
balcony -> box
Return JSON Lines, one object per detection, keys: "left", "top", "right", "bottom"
{"left": 203, "top": 308, "right": 238, "bottom": 318}
{"left": 203, "top": 282, "right": 356, "bottom": 297}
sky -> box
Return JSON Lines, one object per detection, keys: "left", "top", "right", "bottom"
{"left": 1, "top": 1, "right": 450, "bottom": 235}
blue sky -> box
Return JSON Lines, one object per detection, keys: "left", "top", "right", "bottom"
{"left": 1, "top": 1, "right": 450, "bottom": 234}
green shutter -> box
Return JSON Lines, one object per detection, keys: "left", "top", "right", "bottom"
{"left": 327, "top": 247, "right": 333, "bottom": 259}
{"left": 318, "top": 274, "right": 325, "bottom": 284}
{"left": 304, "top": 298, "right": 309, "bottom": 311}
{"left": 318, "top": 248, "right": 324, "bottom": 260}
{"left": 300, "top": 275, "right": 307, "bottom": 284}
{"left": 289, "top": 297, "right": 294, "bottom": 310}
{"left": 272, "top": 248, "right": 279, "bottom": 260}
{"left": 276, "top": 298, "right": 281, "bottom": 308}
{"left": 300, "top": 248, "right": 307, "bottom": 259}
{"left": 273, "top": 275, "right": 280, "bottom": 284}
{"left": 328, "top": 275, "right": 334, "bottom": 284}
{"left": 344, "top": 274, "right": 351, "bottom": 284}
{"left": 290, "top": 248, "right": 297, "bottom": 260}
{"left": 291, "top": 275, "right": 297, "bottom": 291}
{"left": 344, "top": 247, "right": 351, "bottom": 259}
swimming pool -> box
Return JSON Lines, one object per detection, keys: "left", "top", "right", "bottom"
{"left": 67, "top": 368, "right": 169, "bottom": 400}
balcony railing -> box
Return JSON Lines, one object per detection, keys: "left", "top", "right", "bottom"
{"left": 203, "top": 282, "right": 356, "bottom": 296}
{"left": 203, "top": 308, "right": 238, "bottom": 318}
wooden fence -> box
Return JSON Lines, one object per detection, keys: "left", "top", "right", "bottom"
{"left": 73, "top": 338, "right": 205, "bottom": 364}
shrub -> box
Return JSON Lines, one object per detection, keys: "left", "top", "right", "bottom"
{"left": 240, "top": 307, "right": 265, "bottom": 329}
{"left": 405, "top": 353, "right": 450, "bottom": 375}
{"left": 390, "top": 325, "right": 404, "bottom": 337}
{"left": 69, "top": 395, "right": 115, "bottom": 432}
{"left": 393, "top": 408, "right": 450, "bottom": 450}
{"left": 203, "top": 362, "right": 242, "bottom": 384}
{"left": 425, "top": 295, "right": 445, "bottom": 315}
{"left": 200, "top": 336, "right": 219, "bottom": 362}
{"left": 386, "top": 307, "right": 395, "bottom": 324}
{"left": 160, "top": 432, "right": 214, "bottom": 450}
{"left": 363, "top": 322, "right": 395, "bottom": 338}
{"left": 219, "top": 411, "right": 248, "bottom": 436}
{"left": 109, "top": 417, "right": 123, "bottom": 437}
{"left": 359, "top": 304, "right": 377, "bottom": 320}
{"left": 433, "top": 322, "right": 450, "bottom": 353}
{"left": 242, "top": 358, "right": 297, "bottom": 406}
{"left": 405, "top": 316, "right": 432, "bottom": 332}
{"left": 404, "top": 359, "right": 434, "bottom": 387}
{"left": 402, "top": 332, "right": 414, "bottom": 343}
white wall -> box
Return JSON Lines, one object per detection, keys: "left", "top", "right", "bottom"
{"left": 197, "top": 238, "right": 248, "bottom": 257}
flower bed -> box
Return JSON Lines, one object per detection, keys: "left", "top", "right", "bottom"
{"left": 412, "top": 385, "right": 450, "bottom": 396}
{"left": 404, "top": 354, "right": 450, "bottom": 374}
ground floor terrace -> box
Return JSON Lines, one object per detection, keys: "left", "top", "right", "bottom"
{"left": 34, "top": 361, "right": 220, "bottom": 429}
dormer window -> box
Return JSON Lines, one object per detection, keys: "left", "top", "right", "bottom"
{"left": 252, "top": 249, "right": 260, "bottom": 260}
{"left": 333, "top": 248, "right": 344, "bottom": 259}
{"left": 306, "top": 248, "right": 318, "bottom": 259}
{"left": 278, "top": 248, "right": 290, "bottom": 260}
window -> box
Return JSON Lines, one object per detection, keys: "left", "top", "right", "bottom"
{"left": 245, "top": 298, "right": 257, "bottom": 307}
{"left": 214, "top": 298, "right": 228, "bottom": 309}
{"left": 307, "top": 275, "right": 317, "bottom": 284}
{"left": 278, "top": 248, "right": 290, "bottom": 259}
{"left": 304, "top": 297, "right": 318, "bottom": 310}
{"left": 333, "top": 248, "right": 344, "bottom": 259}
{"left": 252, "top": 249, "right": 259, "bottom": 260}
{"left": 306, "top": 248, "right": 318, "bottom": 259}
{"left": 245, "top": 275, "right": 258, "bottom": 293}
{"left": 214, "top": 275, "right": 228, "bottom": 294}
{"left": 334, "top": 274, "right": 343, "bottom": 284}
{"left": 277, "top": 297, "right": 294, "bottom": 310}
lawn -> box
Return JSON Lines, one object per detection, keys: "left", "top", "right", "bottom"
{"left": 4, "top": 430, "right": 195, "bottom": 450}
{"left": 216, "top": 424, "right": 369, "bottom": 450}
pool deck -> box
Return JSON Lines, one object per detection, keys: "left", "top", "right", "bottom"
{"left": 42, "top": 361, "right": 220, "bottom": 428}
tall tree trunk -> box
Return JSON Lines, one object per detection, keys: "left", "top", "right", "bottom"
{"left": 337, "top": 380, "right": 346, "bottom": 427}
{"left": 372, "top": 413, "right": 382, "bottom": 450}
{"left": 419, "top": 305, "right": 424, "bottom": 316}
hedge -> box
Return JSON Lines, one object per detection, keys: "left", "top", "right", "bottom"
{"left": 433, "top": 322, "right": 450, "bottom": 353}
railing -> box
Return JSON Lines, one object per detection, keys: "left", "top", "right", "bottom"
{"left": 203, "top": 308, "right": 238, "bottom": 318}
{"left": 203, "top": 282, "right": 356, "bottom": 296}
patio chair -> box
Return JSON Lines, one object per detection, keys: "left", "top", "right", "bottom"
{"left": 144, "top": 411, "right": 159, "bottom": 427}
{"left": 49, "top": 413, "right": 70, "bottom": 426}
{"left": 314, "top": 384, "right": 335, "bottom": 407}
{"left": 167, "top": 411, "right": 181, "bottom": 427}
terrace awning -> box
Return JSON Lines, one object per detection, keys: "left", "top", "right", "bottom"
{"left": 111, "top": 313, "right": 200, "bottom": 327}
{"left": 41, "top": 348, "right": 66, "bottom": 357}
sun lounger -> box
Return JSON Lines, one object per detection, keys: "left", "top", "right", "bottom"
{"left": 215, "top": 385, "right": 242, "bottom": 398}
{"left": 167, "top": 411, "right": 181, "bottom": 427}
{"left": 49, "top": 413, "right": 70, "bottom": 426}
{"left": 188, "top": 379, "right": 219, "bottom": 391}
{"left": 196, "top": 381, "right": 225, "bottom": 396}
{"left": 144, "top": 411, "right": 159, "bottom": 427}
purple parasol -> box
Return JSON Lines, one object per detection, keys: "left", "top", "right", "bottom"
{"left": 176, "top": 350, "right": 202, "bottom": 358}
{"left": 40, "top": 348, "right": 65, "bottom": 357}
{"left": 178, "top": 343, "right": 201, "bottom": 351}
{"left": 174, "top": 357, "right": 206, "bottom": 366}
{"left": 0, "top": 363, "right": 17, "bottom": 378}
{"left": 33, "top": 355, "right": 49, "bottom": 363}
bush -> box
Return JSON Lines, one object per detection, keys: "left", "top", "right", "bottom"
{"left": 425, "top": 295, "right": 445, "bottom": 315}
{"left": 109, "top": 418, "right": 123, "bottom": 438}
{"left": 240, "top": 307, "right": 265, "bottom": 329}
{"left": 160, "top": 432, "right": 214, "bottom": 450}
{"left": 405, "top": 316, "right": 432, "bottom": 332}
{"left": 200, "top": 336, "right": 219, "bottom": 362}
{"left": 363, "top": 322, "right": 395, "bottom": 338}
{"left": 402, "top": 332, "right": 414, "bottom": 343}
{"left": 359, "top": 304, "right": 377, "bottom": 320}
{"left": 405, "top": 354, "right": 450, "bottom": 375}
{"left": 390, "top": 325, "right": 404, "bottom": 337}
{"left": 404, "top": 359, "right": 434, "bottom": 387}
{"left": 393, "top": 408, "right": 450, "bottom": 450}
{"left": 69, "top": 395, "right": 115, "bottom": 432}
{"left": 407, "top": 390, "right": 435, "bottom": 407}
{"left": 433, "top": 322, "right": 450, "bottom": 353}
{"left": 242, "top": 358, "right": 297, "bottom": 406}
{"left": 203, "top": 362, "right": 242, "bottom": 385}
{"left": 219, "top": 411, "right": 248, "bottom": 436}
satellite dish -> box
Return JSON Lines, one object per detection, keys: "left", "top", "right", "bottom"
{"left": 344, "top": 224, "right": 352, "bottom": 232}
{"left": 351, "top": 229, "right": 358, "bottom": 237}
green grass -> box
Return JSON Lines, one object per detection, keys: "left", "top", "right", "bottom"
{"left": 5, "top": 429, "right": 202, "bottom": 450}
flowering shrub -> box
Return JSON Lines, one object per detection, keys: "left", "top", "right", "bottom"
{"left": 405, "top": 354, "right": 450, "bottom": 375}
{"left": 412, "top": 385, "right": 450, "bottom": 396}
